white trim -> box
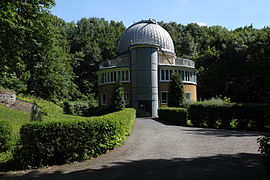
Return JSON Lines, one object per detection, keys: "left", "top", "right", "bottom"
{"left": 185, "top": 92, "right": 192, "bottom": 101}
{"left": 98, "top": 69, "right": 131, "bottom": 86}
{"left": 159, "top": 68, "right": 197, "bottom": 84}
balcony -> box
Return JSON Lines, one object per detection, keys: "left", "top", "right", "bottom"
{"left": 99, "top": 57, "right": 195, "bottom": 69}
{"left": 99, "top": 59, "right": 130, "bottom": 69}
{"left": 158, "top": 57, "right": 195, "bottom": 68}
{"left": 174, "top": 58, "right": 195, "bottom": 68}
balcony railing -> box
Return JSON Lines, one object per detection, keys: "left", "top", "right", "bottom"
{"left": 99, "top": 57, "right": 195, "bottom": 69}
{"left": 175, "top": 58, "right": 195, "bottom": 68}
{"left": 99, "top": 59, "right": 130, "bottom": 69}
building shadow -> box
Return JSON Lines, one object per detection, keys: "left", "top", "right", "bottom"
{"left": 181, "top": 128, "right": 270, "bottom": 138}
{"left": 151, "top": 117, "right": 179, "bottom": 126}
{"left": 2, "top": 153, "right": 269, "bottom": 180}
{"left": 151, "top": 118, "right": 270, "bottom": 137}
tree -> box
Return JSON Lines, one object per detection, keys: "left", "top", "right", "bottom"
{"left": 0, "top": 0, "right": 55, "bottom": 92}
{"left": 168, "top": 72, "right": 185, "bottom": 107}
{"left": 25, "top": 14, "right": 76, "bottom": 102}
{"left": 111, "top": 83, "right": 125, "bottom": 111}
{"left": 67, "top": 18, "right": 125, "bottom": 95}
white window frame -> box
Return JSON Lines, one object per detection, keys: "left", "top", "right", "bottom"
{"left": 101, "top": 93, "right": 107, "bottom": 105}
{"left": 161, "top": 91, "right": 168, "bottom": 104}
{"left": 186, "top": 92, "right": 192, "bottom": 101}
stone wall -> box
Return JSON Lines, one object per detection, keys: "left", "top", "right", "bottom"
{"left": 0, "top": 91, "right": 16, "bottom": 105}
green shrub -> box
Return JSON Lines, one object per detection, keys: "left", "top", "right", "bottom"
{"left": 111, "top": 83, "right": 125, "bottom": 111}
{"left": 258, "top": 136, "right": 270, "bottom": 156}
{"left": 168, "top": 72, "right": 185, "bottom": 107}
{"left": 158, "top": 107, "right": 187, "bottom": 125}
{"left": 0, "top": 120, "right": 12, "bottom": 152}
{"left": 63, "top": 99, "right": 98, "bottom": 116}
{"left": 15, "top": 108, "right": 135, "bottom": 168}
{"left": 188, "top": 102, "right": 270, "bottom": 130}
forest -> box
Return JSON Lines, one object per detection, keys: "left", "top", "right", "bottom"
{"left": 1, "top": 0, "right": 270, "bottom": 104}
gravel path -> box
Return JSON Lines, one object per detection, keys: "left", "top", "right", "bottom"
{"left": 2, "top": 118, "right": 269, "bottom": 180}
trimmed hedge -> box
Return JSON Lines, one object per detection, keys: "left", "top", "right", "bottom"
{"left": 0, "top": 120, "right": 12, "bottom": 152}
{"left": 188, "top": 103, "right": 270, "bottom": 130}
{"left": 158, "top": 107, "right": 187, "bottom": 125}
{"left": 16, "top": 108, "right": 136, "bottom": 168}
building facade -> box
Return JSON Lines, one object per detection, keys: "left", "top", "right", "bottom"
{"left": 97, "top": 20, "right": 197, "bottom": 117}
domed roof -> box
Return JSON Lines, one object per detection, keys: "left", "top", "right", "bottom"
{"left": 118, "top": 20, "right": 175, "bottom": 55}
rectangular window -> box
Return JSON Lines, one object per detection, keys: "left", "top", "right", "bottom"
{"left": 102, "top": 73, "right": 104, "bottom": 83}
{"left": 181, "top": 71, "right": 185, "bottom": 81}
{"left": 185, "top": 71, "right": 188, "bottom": 81}
{"left": 165, "top": 70, "right": 169, "bottom": 80}
{"left": 110, "top": 72, "right": 113, "bottom": 82}
{"left": 101, "top": 93, "right": 107, "bottom": 105}
{"left": 124, "top": 92, "right": 129, "bottom": 105}
{"left": 186, "top": 92, "right": 192, "bottom": 101}
{"left": 177, "top": 70, "right": 181, "bottom": 78}
{"left": 169, "top": 70, "right": 173, "bottom": 80}
{"left": 121, "top": 71, "right": 125, "bottom": 81}
{"left": 161, "top": 92, "right": 168, "bottom": 104}
{"left": 187, "top": 71, "right": 190, "bottom": 81}
{"left": 117, "top": 71, "right": 121, "bottom": 82}
{"left": 125, "top": 70, "right": 129, "bottom": 81}
{"left": 114, "top": 71, "right": 117, "bottom": 82}
{"left": 192, "top": 72, "right": 195, "bottom": 82}
{"left": 161, "top": 69, "right": 165, "bottom": 80}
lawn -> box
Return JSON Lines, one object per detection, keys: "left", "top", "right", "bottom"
{"left": 0, "top": 105, "right": 30, "bottom": 139}
{"left": 0, "top": 105, "right": 30, "bottom": 163}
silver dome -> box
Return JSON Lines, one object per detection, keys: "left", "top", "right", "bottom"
{"left": 118, "top": 20, "right": 175, "bottom": 54}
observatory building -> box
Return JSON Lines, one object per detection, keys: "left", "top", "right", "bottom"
{"left": 97, "top": 20, "right": 197, "bottom": 117}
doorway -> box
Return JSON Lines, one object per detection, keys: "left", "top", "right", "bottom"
{"left": 137, "top": 100, "right": 152, "bottom": 117}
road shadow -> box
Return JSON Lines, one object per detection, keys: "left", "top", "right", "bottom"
{"left": 152, "top": 118, "right": 270, "bottom": 137}
{"left": 151, "top": 117, "right": 179, "bottom": 126}
{"left": 181, "top": 128, "right": 270, "bottom": 137}
{"left": 2, "top": 153, "right": 269, "bottom": 180}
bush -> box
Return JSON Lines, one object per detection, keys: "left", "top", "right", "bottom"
{"left": 168, "top": 72, "right": 185, "bottom": 107}
{"left": 0, "top": 120, "right": 12, "bottom": 152}
{"left": 158, "top": 107, "right": 187, "bottom": 125}
{"left": 188, "top": 102, "right": 270, "bottom": 130}
{"left": 15, "top": 108, "right": 135, "bottom": 168}
{"left": 258, "top": 136, "right": 270, "bottom": 156}
{"left": 63, "top": 99, "right": 98, "bottom": 116}
{"left": 111, "top": 83, "right": 125, "bottom": 111}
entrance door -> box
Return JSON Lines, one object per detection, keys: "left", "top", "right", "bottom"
{"left": 137, "top": 100, "right": 152, "bottom": 117}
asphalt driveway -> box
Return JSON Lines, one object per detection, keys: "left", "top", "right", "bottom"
{"left": 2, "top": 118, "right": 269, "bottom": 180}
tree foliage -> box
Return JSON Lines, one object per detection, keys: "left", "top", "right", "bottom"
{"left": 161, "top": 22, "right": 270, "bottom": 103}
{"left": 1, "top": 1, "right": 270, "bottom": 104}
{"left": 168, "top": 72, "right": 185, "bottom": 107}
{"left": 111, "top": 83, "right": 126, "bottom": 111}
{"left": 67, "top": 18, "right": 125, "bottom": 95}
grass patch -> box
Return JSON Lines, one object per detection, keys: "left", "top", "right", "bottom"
{"left": 0, "top": 105, "right": 30, "bottom": 138}
{"left": 17, "top": 95, "right": 63, "bottom": 115}
{"left": 0, "top": 105, "right": 30, "bottom": 164}
{"left": 44, "top": 112, "right": 91, "bottom": 121}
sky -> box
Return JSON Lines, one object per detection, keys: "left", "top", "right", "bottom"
{"left": 52, "top": 0, "right": 270, "bottom": 30}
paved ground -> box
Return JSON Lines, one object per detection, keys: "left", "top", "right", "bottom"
{"left": 2, "top": 118, "right": 269, "bottom": 180}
